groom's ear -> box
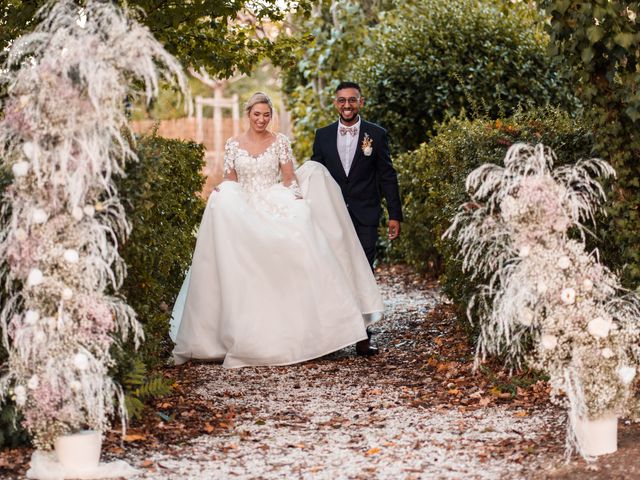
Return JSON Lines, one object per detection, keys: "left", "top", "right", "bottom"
{"left": 359, "top": 97, "right": 365, "bottom": 108}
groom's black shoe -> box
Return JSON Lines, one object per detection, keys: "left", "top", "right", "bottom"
{"left": 356, "top": 338, "right": 379, "bottom": 356}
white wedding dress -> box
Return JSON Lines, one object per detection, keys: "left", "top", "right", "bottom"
{"left": 170, "top": 133, "right": 384, "bottom": 368}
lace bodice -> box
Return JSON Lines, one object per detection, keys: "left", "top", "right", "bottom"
{"left": 223, "top": 133, "right": 297, "bottom": 195}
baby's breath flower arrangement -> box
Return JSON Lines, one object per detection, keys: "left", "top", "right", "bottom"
{"left": 446, "top": 143, "right": 640, "bottom": 457}
{"left": 0, "top": 0, "right": 187, "bottom": 450}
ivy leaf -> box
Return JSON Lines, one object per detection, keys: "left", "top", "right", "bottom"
{"left": 625, "top": 105, "right": 640, "bottom": 122}
{"left": 554, "top": 0, "right": 572, "bottom": 14}
{"left": 581, "top": 46, "right": 595, "bottom": 63}
{"left": 613, "top": 32, "right": 637, "bottom": 48}
{"left": 586, "top": 26, "right": 604, "bottom": 44}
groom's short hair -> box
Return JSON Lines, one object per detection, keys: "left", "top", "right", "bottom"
{"left": 335, "top": 81, "right": 361, "bottom": 94}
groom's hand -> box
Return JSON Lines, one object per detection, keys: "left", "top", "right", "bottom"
{"left": 388, "top": 220, "right": 400, "bottom": 241}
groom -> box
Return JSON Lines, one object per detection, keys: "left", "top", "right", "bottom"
{"left": 311, "top": 81, "right": 403, "bottom": 356}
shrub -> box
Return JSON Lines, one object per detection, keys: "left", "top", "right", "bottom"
{"left": 0, "top": 298, "right": 29, "bottom": 447}
{"left": 116, "top": 133, "right": 206, "bottom": 369}
{"left": 354, "top": 0, "right": 578, "bottom": 153}
{"left": 393, "top": 107, "right": 594, "bottom": 325}
{"left": 0, "top": 402, "right": 29, "bottom": 448}
{"left": 0, "top": 167, "right": 27, "bottom": 448}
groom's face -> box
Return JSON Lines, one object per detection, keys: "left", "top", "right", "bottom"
{"left": 334, "top": 88, "right": 363, "bottom": 124}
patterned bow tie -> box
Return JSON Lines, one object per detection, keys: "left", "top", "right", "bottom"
{"left": 339, "top": 126, "right": 358, "bottom": 136}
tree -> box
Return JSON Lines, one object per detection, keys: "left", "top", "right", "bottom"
{"left": 282, "top": 0, "right": 394, "bottom": 159}
{"left": 0, "top": 0, "right": 304, "bottom": 78}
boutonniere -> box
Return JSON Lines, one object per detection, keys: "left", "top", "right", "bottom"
{"left": 362, "top": 133, "right": 373, "bottom": 156}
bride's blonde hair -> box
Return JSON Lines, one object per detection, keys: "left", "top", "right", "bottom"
{"left": 245, "top": 92, "right": 273, "bottom": 115}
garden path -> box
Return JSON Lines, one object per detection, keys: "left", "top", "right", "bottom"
{"left": 116, "top": 266, "right": 582, "bottom": 479}
{"left": 2, "top": 265, "right": 638, "bottom": 479}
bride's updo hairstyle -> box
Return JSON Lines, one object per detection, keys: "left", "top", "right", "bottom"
{"left": 245, "top": 92, "right": 273, "bottom": 115}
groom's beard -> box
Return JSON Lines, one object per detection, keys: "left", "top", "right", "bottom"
{"left": 340, "top": 112, "right": 359, "bottom": 124}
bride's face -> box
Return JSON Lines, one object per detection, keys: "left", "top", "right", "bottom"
{"left": 248, "top": 103, "right": 272, "bottom": 133}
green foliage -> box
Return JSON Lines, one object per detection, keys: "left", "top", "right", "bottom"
{"left": 393, "top": 107, "right": 594, "bottom": 322}
{"left": 0, "top": 285, "right": 29, "bottom": 447}
{"left": 0, "top": 165, "right": 10, "bottom": 196}
{"left": 478, "top": 364, "right": 549, "bottom": 397}
{"left": 284, "top": 0, "right": 576, "bottom": 159}
{"left": 116, "top": 133, "right": 205, "bottom": 368}
{"left": 122, "top": 358, "right": 172, "bottom": 421}
{"left": 0, "top": 1, "right": 40, "bottom": 50}
{"left": 283, "top": 0, "right": 394, "bottom": 159}
{"left": 541, "top": 0, "right": 640, "bottom": 288}
{"left": 354, "top": 0, "right": 579, "bottom": 154}
{"left": 0, "top": 402, "right": 29, "bottom": 448}
{"left": 0, "top": 0, "right": 301, "bottom": 78}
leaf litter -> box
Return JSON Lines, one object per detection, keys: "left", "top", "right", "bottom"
{"left": 2, "top": 264, "right": 639, "bottom": 479}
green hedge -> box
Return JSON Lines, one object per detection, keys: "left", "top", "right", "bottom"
{"left": 541, "top": 0, "right": 640, "bottom": 289}
{"left": 393, "top": 107, "right": 594, "bottom": 323}
{"left": 0, "top": 134, "right": 205, "bottom": 445}
{"left": 116, "top": 134, "right": 205, "bottom": 369}
{"left": 354, "top": 0, "right": 578, "bottom": 153}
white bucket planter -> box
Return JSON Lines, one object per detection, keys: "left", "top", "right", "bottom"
{"left": 54, "top": 430, "right": 102, "bottom": 476}
{"left": 575, "top": 414, "right": 618, "bottom": 456}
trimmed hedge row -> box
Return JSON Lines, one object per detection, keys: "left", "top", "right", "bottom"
{"left": 392, "top": 107, "right": 595, "bottom": 325}
{"left": 116, "top": 134, "right": 205, "bottom": 368}
{"left": 354, "top": 0, "right": 579, "bottom": 153}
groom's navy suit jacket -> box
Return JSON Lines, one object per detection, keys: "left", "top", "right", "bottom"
{"left": 311, "top": 120, "right": 403, "bottom": 227}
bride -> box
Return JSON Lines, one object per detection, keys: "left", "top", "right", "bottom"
{"left": 170, "top": 92, "right": 384, "bottom": 368}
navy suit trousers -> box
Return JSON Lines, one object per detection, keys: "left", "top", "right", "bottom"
{"left": 350, "top": 212, "right": 378, "bottom": 269}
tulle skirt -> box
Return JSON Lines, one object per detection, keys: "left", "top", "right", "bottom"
{"left": 170, "top": 161, "right": 383, "bottom": 368}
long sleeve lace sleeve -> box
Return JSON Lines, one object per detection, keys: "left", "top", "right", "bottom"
{"left": 223, "top": 138, "right": 238, "bottom": 181}
{"left": 277, "top": 134, "right": 302, "bottom": 198}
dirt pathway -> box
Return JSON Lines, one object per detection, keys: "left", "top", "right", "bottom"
{"left": 2, "top": 265, "right": 638, "bottom": 479}
{"left": 121, "top": 266, "right": 566, "bottom": 479}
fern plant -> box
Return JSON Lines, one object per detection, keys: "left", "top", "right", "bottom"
{"left": 0, "top": 401, "right": 30, "bottom": 448}
{"left": 122, "top": 359, "right": 172, "bottom": 421}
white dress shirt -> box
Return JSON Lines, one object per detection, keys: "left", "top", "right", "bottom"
{"left": 336, "top": 117, "right": 360, "bottom": 176}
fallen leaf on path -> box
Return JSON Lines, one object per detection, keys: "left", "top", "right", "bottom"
{"left": 203, "top": 423, "right": 215, "bottom": 433}
{"left": 489, "top": 387, "right": 502, "bottom": 397}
